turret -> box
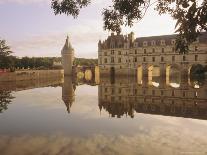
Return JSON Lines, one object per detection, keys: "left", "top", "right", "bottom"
{"left": 62, "top": 76, "right": 75, "bottom": 113}
{"left": 98, "top": 40, "right": 102, "bottom": 50}
{"left": 61, "top": 36, "right": 74, "bottom": 76}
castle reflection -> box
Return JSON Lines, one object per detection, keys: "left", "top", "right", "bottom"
{"left": 62, "top": 76, "right": 76, "bottom": 113}
{"left": 0, "top": 69, "right": 206, "bottom": 120}
{"left": 98, "top": 74, "right": 207, "bottom": 120}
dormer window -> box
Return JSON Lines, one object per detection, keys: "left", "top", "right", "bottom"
{"left": 151, "top": 40, "right": 156, "bottom": 46}
{"left": 161, "top": 40, "right": 165, "bottom": 45}
{"left": 195, "top": 46, "right": 198, "bottom": 51}
{"left": 143, "top": 41, "right": 148, "bottom": 46}
{"left": 134, "top": 42, "right": 138, "bottom": 47}
{"left": 171, "top": 39, "right": 176, "bottom": 45}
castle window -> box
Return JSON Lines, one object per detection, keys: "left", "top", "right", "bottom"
{"left": 152, "top": 48, "right": 155, "bottom": 53}
{"left": 118, "top": 51, "right": 121, "bottom": 55}
{"left": 161, "top": 57, "right": 164, "bottom": 62}
{"left": 183, "top": 92, "right": 185, "bottom": 97}
{"left": 143, "top": 90, "right": 146, "bottom": 94}
{"left": 105, "top": 88, "right": 107, "bottom": 93}
{"left": 195, "top": 55, "right": 198, "bottom": 61}
{"left": 104, "top": 58, "right": 107, "bottom": 63}
{"left": 183, "top": 56, "right": 186, "bottom": 61}
{"left": 135, "top": 50, "right": 137, "bottom": 54}
{"left": 161, "top": 90, "right": 164, "bottom": 96}
{"left": 151, "top": 40, "right": 156, "bottom": 46}
{"left": 111, "top": 57, "right": 114, "bottom": 63}
{"left": 134, "top": 57, "right": 137, "bottom": 62}
{"left": 144, "top": 49, "right": 147, "bottom": 54}
{"left": 104, "top": 52, "right": 107, "bottom": 56}
{"left": 143, "top": 57, "right": 146, "bottom": 62}
{"left": 161, "top": 40, "right": 165, "bottom": 45}
{"left": 112, "top": 88, "right": 114, "bottom": 94}
{"left": 118, "top": 57, "right": 122, "bottom": 63}
{"left": 171, "top": 39, "right": 176, "bottom": 45}
{"left": 119, "top": 89, "right": 122, "bottom": 94}
{"left": 134, "top": 89, "right": 137, "bottom": 95}
{"left": 195, "top": 46, "right": 198, "bottom": 51}
{"left": 172, "top": 90, "right": 174, "bottom": 96}
{"left": 172, "top": 56, "right": 175, "bottom": 62}
{"left": 172, "top": 47, "right": 175, "bottom": 52}
{"left": 111, "top": 50, "right": 115, "bottom": 55}
{"left": 152, "top": 57, "right": 155, "bottom": 62}
{"left": 152, "top": 90, "right": 155, "bottom": 95}
{"left": 194, "top": 92, "right": 198, "bottom": 98}
{"left": 162, "top": 48, "right": 165, "bottom": 53}
{"left": 143, "top": 41, "right": 148, "bottom": 46}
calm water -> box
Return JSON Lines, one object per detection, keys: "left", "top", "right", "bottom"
{"left": 0, "top": 73, "right": 207, "bottom": 155}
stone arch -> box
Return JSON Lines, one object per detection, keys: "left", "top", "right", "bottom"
{"left": 148, "top": 65, "right": 160, "bottom": 86}
{"left": 166, "top": 64, "right": 181, "bottom": 87}
{"left": 188, "top": 64, "right": 205, "bottom": 76}
{"left": 137, "top": 65, "right": 143, "bottom": 85}
{"left": 85, "top": 69, "right": 92, "bottom": 81}
{"left": 188, "top": 64, "right": 205, "bottom": 88}
{"left": 95, "top": 66, "right": 100, "bottom": 84}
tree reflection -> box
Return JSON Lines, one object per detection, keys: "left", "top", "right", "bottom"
{"left": 0, "top": 90, "right": 14, "bottom": 113}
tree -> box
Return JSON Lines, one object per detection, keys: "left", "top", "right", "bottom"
{"left": 0, "top": 39, "right": 14, "bottom": 69}
{"left": 0, "top": 91, "right": 14, "bottom": 113}
{"left": 51, "top": 0, "right": 207, "bottom": 53}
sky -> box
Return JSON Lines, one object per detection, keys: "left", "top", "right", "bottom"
{"left": 0, "top": 0, "right": 176, "bottom": 58}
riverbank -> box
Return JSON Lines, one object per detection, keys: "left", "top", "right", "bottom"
{"left": 0, "top": 70, "right": 64, "bottom": 82}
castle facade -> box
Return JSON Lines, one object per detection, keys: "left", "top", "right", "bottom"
{"left": 98, "top": 32, "right": 207, "bottom": 77}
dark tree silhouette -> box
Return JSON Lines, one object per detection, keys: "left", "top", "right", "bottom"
{"left": 51, "top": 0, "right": 207, "bottom": 53}
{"left": 0, "top": 39, "right": 15, "bottom": 69}
{"left": 0, "top": 91, "right": 14, "bottom": 113}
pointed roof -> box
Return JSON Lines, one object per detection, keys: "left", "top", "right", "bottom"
{"left": 61, "top": 35, "right": 74, "bottom": 54}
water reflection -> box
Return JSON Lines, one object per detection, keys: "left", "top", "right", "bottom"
{"left": 0, "top": 91, "right": 14, "bottom": 113}
{"left": 99, "top": 75, "right": 207, "bottom": 120}
{"left": 0, "top": 69, "right": 207, "bottom": 155}
{"left": 62, "top": 76, "right": 76, "bottom": 113}
{"left": 0, "top": 69, "right": 206, "bottom": 120}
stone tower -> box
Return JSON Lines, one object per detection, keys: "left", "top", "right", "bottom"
{"left": 62, "top": 76, "right": 75, "bottom": 113}
{"left": 61, "top": 36, "right": 74, "bottom": 76}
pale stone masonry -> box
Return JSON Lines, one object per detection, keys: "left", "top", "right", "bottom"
{"left": 61, "top": 36, "right": 74, "bottom": 76}
{"left": 98, "top": 76, "right": 207, "bottom": 119}
{"left": 98, "top": 32, "right": 207, "bottom": 77}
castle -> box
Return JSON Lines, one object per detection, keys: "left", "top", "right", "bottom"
{"left": 61, "top": 36, "right": 74, "bottom": 76}
{"left": 98, "top": 32, "right": 207, "bottom": 78}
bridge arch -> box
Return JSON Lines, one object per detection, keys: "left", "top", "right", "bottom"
{"left": 148, "top": 65, "right": 160, "bottom": 86}
{"left": 166, "top": 64, "right": 181, "bottom": 87}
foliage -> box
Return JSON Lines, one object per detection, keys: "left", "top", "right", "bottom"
{"left": 0, "top": 39, "right": 14, "bottom": 69}
{"left": 190, "top": 64, "right": 205, "bottom": 75}
{"left": 74, "top": 58, "right": 98, "bottom": 66}
{"left": 14, "top": 57, "right": 59, "bottom": 69}
{"left": 0, "top": 91, "right": 14, "bottom": 113}
{"left": 51, "top": 0, "right": 207, "bottom": 53}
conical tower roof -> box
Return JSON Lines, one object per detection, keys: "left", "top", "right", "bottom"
{"left": 61, "top": 36, "right": 74, "bottom": 54}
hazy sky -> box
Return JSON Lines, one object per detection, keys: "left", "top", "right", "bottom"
{"left": 0, "top": 0, "right": 176, "bottom": 58}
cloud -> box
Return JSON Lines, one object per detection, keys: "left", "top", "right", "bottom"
{"left": 10, "top": 20, "right": 107, "bottom": 58}
{"left": 0, "top": 127, "right": 207, "bottom": 155}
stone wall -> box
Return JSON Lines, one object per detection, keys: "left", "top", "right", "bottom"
{"left": 0, "top": 70, "right": 64, "bottom": 82}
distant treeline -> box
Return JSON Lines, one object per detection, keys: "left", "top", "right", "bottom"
{"left": 74, "top": 58, "right": 98, "bottom": 66}
{"left": 0, "top": 56, "right": 98, "bottom": 71}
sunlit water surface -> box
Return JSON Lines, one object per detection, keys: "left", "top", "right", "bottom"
{"left": 0, "top": 74, "right": 207, "bottom": 155}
